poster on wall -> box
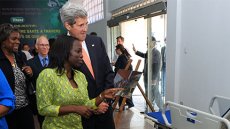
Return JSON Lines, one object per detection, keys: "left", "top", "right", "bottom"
{"left": 0, "top": 0, "right": 67, "bottom": 45}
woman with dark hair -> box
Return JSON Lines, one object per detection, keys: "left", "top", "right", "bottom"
{"left": 114, "top": 44, "right": 134, "bottom": 109}
{"left": 36, "top": 35, "right": 122, "bottom": 129}
{"left": 0, "top": 23, "right": 35, "bottom": 129}
{"left": 114, "top": 44, "right": 132, "bottom": 74}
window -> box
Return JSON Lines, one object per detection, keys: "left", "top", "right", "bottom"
{"left": 83, "top": 0, "right": 104, "bottom": 24}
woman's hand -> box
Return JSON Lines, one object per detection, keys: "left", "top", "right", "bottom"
{"left": 22, "top": 66, "right": 33, "bottom": 77}
{"left": 132, "top": 44, "right": 137, "bottom": 53}
{"left": 94, "top": 102, "right": 109, "bottom": 114}
{"left": 75, "top": 106, "right": 94, "bottom": 118}
{"left": 0, "top": 105, "right": 10, "bottom": 117}
{"left": 95, "top": 88, "right": 123, "bottom": 106}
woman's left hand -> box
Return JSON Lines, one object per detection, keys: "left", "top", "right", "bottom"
{"left": 22, "top": 66, "right": 33, "bottom": 77}
{"left": 94, "top": 102, "right": 109, "bottom": 114}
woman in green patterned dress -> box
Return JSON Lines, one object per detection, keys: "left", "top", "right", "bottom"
{"left": 36, "top": 35, "right": 121, "bottom": 129}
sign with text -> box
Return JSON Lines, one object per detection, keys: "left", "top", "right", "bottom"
{"left": 0, "top": 0, "right": 67, "bottom": 44}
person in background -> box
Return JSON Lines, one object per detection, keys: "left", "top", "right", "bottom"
{"left": 0, "top": 69, "right": 15, "bottom": 129}
{"left": 133, "top": 36, "right": 163, "bottom": 112}
{"left": 36, "top": 35, "right": 121, "bottom": 129}
{"left": 22, "top": 43, "right": 31, "bottom": 52}
{"left": 48, "top": 38, "right": 56, "bottom": 52}
{"left": 21, "top": 43, "right": 33, "bottom": 60}
{"left": 0, "top": 23, "right": 35, "bottom": 129}
{"left": 27, "top": 35, "right": 50, "bottom": 127}
{"left": 112, "top": 36, "right": 126, "bottom": 65}
{"left": 14, "top": 43, "right": 27, "bottom": 64}
{"left": 60, "top": 2, "right": 116, "bottom": 129}
{"left": 114, "top": 44, "right": 132, "bottom": 74}
{"left": 114, "top": 44, "right": 134, "bottom": 109}
{"left": 31, "top": 40, "right": 38, "bottom": 57}
{"left": 161, "top": 38, "right": 166, "bottom": 99}
{"left": 90, "top": 32, "right": 97, "bottom": 36}
{"left": 116, "top": 36, "right": 124, "bottom": 45}
{"left": 31, "top": 48, "right": 38, "bottom": 57}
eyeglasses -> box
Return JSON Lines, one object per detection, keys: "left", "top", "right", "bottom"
{"left": 38, "top": 44, "right": 49, "bottom": 47}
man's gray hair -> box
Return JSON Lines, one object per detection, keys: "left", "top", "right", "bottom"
{"left": 59, "top": 1, "right": 88, "bottom": 25}
{"left": 35, "top": 35, "right": 48, "bottom": 45}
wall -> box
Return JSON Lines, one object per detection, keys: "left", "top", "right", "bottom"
{"left": 69, "top": 0, "right": 83, "bottom": 4}
{"left": 88, "top": 0, "right": 140, "bottom": 56}
{"left": 167, "top": 0, "right": 230, "bottom": 112}
{"left": 108, "top": 0, "right": 140, "bottom": 12}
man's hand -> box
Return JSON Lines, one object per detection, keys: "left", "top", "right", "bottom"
{"left": 132, "top": 44, "right": 137, "bottom": 53}
{"left": 111, "top": 61, "right": 116, "bottom": 66}
{"left": 94, "top": 102, "right": 109, "bottom": 114}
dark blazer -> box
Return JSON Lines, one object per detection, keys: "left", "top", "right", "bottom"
{"left": 27, "top": 55, "right": 47, "bottom": 124}
{"left": 135, "top": 50, "right": 147, "bottom": 77}
{"left": 79, "top": 35, "right": 115, "bottom": 129}
{"left": 114, "top": 54, "right": 132, "bottom": 74}
{"left": 136, "top": 48, "right": 161, "bottom": 81}
{"left": 27, "top": 55, "right": 46, "bottom": 89}
{"left": 0, "top": 49, "right": 26, "bottom": 92}
{"left": 0, "top": 49, "right": 35, "bottom": 129}
{"left": 161, "top": 46, "right": 166, "bottom": 68}
{"left": 79, "top": 35, "right": 114, "bottom": 99}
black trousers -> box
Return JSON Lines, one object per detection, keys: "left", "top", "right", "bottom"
{"left": 28, "top": 94, "right": 44, "bottom": 128}
{"left": 6, "top": 105, "right": 35, "bottom": 129}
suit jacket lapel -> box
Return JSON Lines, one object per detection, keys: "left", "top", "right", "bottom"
{"left": 34, "top": 56, "right": 43, "bottom": 71}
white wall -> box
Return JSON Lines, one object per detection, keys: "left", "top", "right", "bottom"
{"left": 69, "top": 0, "right": 83, "bottom": 5}
{"left": 167, "top": 0, "right": 230, "bottom": 112}
{"left": 108, "top": 0, "right": 140, "bottom": 12}
{"left": 88, "top": 0, "right": 140, "bottom": 51}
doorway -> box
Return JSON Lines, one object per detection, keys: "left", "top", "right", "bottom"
{"left": 111, "top": 14, "right": 167, "bottom": 112}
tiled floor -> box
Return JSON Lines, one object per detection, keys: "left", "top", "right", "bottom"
{"left": 113, "top": 95, "right": 158, "bottom": 129}
{"left": 114, "top": 108, "right": 155, "bottom": 129}
{"left": 132, "top": 95, "right": 146, "bottom": 112}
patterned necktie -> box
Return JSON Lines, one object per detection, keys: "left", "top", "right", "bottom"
{"left": 82, "top": 44, "right": 95, "bottom": 78}
{"left": 42, "top": 58, "right": 47, "bottom": 67}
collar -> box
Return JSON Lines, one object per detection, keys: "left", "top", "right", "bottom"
{"left": 38, "top": 54, "right": 48, "bottom": 61}
{"left": 67, "top": 31, "right": 70, "bottom": 36}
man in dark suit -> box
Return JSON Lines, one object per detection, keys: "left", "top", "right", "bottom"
{"left": 60, "top": 2, "right": 115, "bottom": 129}
{"left": 27, "top": 35, "right": 50, "bottom": 128}
{"left": 133, "top": 37, "right": 163, "bottom": 112}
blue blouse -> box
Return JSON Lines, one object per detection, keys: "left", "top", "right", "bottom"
{"left": 0, "top": 69, "right": 15, "bottom": 129}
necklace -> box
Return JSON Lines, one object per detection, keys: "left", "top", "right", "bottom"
{"left": 12, "top": 54, "right": 16, "bottom": 68}
{"left": 5, "top": 53, "right": 16, "bottom": 68}
{"left": 12, "top": 63, "right": 16, "bottom": 68}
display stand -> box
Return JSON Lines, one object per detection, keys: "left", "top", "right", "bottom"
{"left": 113, "top": 59, "right": 155, "bottom": 112}
{"left": 112, "top": 59, "right": 132, "bottom": 110}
